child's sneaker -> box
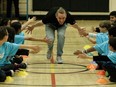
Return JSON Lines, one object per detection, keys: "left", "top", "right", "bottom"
{"left": 109, "top": 77, "right": 116, "bottom": 82}
{"left": 5, "top": 70, "right": 14, "bottom": 77}
{"left": 19, "top": 63, "right": 27, "bottom": 69}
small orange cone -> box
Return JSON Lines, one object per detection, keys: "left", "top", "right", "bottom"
{"left": 87, "top": 64, "right": 97, "bottom": 70}
{"left": 96, "top": 77, "right": 109, "bottom": 84}
{"left": 97, "top": 70, "right": 105, "bottom": 76}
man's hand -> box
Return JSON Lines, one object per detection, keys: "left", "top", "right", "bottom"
{"left": 78, "top": 27, "right": 88, "bottom": 37}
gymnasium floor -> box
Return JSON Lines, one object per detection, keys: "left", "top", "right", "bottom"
{"left": 0, "top": 20, "right": 116, "bottom": 87}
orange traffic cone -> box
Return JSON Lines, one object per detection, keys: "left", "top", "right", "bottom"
{"left": 97, "top": 70, "right": 106, "bottom": 76}
{"left": 96, "top": 77, "right": 109, "bottom": 84}
{"left": 87, "top": 63, "right": 97, "bottom": 70}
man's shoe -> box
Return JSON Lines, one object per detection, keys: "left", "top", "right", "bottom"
{"left": 47, "top": 50, "right": 52, "bottom": 59}
{"left": 56, "top": 56, "right": 63, "bottom": 64}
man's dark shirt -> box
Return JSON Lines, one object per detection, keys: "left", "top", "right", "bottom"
{"left": 42, "top": 7, "right": 76, "bottom": 29}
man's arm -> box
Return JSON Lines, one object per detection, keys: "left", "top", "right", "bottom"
{"left": 71, "top": 23, "right": 82, "bottom": 30}
{"left": 71, "top": 23, "right": 88, "bottom": 36}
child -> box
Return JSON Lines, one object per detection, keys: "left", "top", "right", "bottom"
{"left": 74, "top": 26, "right": 116, "bottom": 82}
{"left": 102, "top": 37, "right": 116, "bottom": 82}
{"left": 74, "top": 21, "right": 111, "bottom": 56}
{"left": 0, "top": 17, "right": 10, "bottom": 26}
{"left": 4, "top": 26, "right": 25, "bottom": 65}
{"left": 84, "top": 21, "right": 111, "bottom": 44}
{"left": 110, "top": 11, "right": 116, "bottom": 26}
{"left": 0, "top": 26, "right": 41, "bottom": 82}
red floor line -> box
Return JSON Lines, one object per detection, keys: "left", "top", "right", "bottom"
{"left": 51, "top": 73, "right": 56, "bottom": 87}
{"left": 50, "top": 56, "right": 56, "bottom": 87}
{"left": 51, "top": 56, "right": 55, "bottom": 64}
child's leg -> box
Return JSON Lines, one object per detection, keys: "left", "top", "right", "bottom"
{"left": 1, "top": 63, "right": 27, "bottom": 71}
{"left": 1, "top": 64, "right": 15, "bottom": 71}
{"left": 93, "top": 55, "right": 111, "bottom": 61}
{"left": 15, "top": 63, "right": 27, "bottom": 69}
{"left": 16, "top": 49, "right": 29, "bottom": 56}
{"left": 5, "top": 70, "right": 14, "bottom": 76}
{"left": 93, "top": 56, "right": 111, "bottom": 69}
{"left": 103, "top": 62, "right": 116, "bottom": 82}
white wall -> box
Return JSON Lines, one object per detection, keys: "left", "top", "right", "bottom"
{"left": 109, "top": 0, "right": 116, "bottom": 12}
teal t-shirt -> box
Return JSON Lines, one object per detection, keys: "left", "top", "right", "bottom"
{"left": 0, "top": 42, "right": 19, "bottom": 66}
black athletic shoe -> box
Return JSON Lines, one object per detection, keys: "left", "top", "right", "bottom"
{"left": 5, "top": 70, "right": 14, "bottom": 77}
{"left": 109, "top": 77, "right": 116, "bottom": 82}
{"left": 19, "top": 63, "right": 27, "bottom": 69}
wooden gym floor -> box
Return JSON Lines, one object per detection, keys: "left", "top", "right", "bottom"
{"left": 0, "top": 20, "right": 116, "bottom": 87}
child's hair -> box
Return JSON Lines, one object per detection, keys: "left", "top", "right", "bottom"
{"left": 0, "top": 17, "right": 10, "bottom": 26}
{"left": 110, "top": 11, "right": 116, "bottom": 17}
{"left": 108, "top": 26, "right": 116, "bottom": 37}
{"left": 99, "top": 21, "right": 111, "bottom": 30}
{"left": 109, "top": 37, "right": 116, "bottom": 50}
{"left": 10, "top": 21, "right": 21, "bottom": 34}
{"left": 6, "top": 26, "right": 15, "bottom": 42}
{"left": 0, "top": 26, "right": 8, "bottom": 40}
